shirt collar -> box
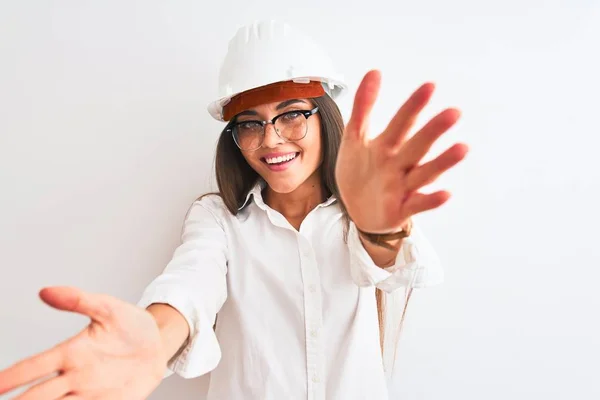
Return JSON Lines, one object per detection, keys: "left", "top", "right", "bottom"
{"left": 238, "top": 179, "right": 267, "bottom": 211}
{"left": 238, "top": 179, "right": 337, "bottom": 211}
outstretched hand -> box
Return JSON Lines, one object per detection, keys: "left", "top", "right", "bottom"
{"left": 0, "top": 287, "right": 166, "bottom": 400}
{"left": 335, "top": 70, "right": 469, "bottom": 234}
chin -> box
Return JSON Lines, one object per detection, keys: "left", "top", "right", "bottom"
{"left": 264, "top": 177, "right": 302, "bottom": 194}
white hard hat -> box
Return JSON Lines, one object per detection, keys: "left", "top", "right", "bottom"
{"left": 207, "top": 20, "right": 347, "bottom": 121}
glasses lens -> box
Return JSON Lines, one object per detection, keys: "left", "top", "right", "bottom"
{"left": 233, "top": 121, "right": 263, "bottom": 150}
{"left": 275, "top": 111, "right": 307, "bottom": 141}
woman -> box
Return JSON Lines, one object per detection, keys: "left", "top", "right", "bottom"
{"left": 0, "top": 20, "right": 468, "bottom": 399}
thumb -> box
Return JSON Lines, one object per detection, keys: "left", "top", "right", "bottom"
{"left": 39, "top": 286, "right": 113, "bottom": 323}
{"left": 346, "top": 69, "right": 381, "bottom": 141}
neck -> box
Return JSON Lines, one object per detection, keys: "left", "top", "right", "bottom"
{"left": 264, "top": 172, "right": 326, "bottom": 230}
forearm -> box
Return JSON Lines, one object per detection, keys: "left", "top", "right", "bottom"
{"left": 147, "top": 303, "right": 190, "bottom": 365}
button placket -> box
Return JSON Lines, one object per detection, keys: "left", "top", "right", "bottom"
{"left": 297, "top": 235, "right": 325, "bottom": 400}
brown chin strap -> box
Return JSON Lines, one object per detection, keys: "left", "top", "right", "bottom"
{"left": 222, "top": 80, "right": 326, "bottom": 121}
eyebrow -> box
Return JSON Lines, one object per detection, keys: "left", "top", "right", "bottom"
{"left": 276, "top": 99, "right": 308, "bottom": 110}
{"left": 235, "top": 99, "right": 310, "bottom": 119}
{"left": 235, "top": 110, "right": 259, "bottom": 118}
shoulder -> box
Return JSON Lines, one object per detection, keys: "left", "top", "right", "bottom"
{"left": 186, "top": 193, "right": 233, "bottom": 226}
{"left": 176, "top": 194, "right": 232, "bottom": 245}
{"left": 195, "top": 193, "right": 228, "bottom": 210}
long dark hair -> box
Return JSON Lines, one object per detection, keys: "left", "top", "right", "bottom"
{"left": 204, "top": 94, "right": 404, "bottom": 355}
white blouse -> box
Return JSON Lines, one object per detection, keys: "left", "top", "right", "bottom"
{"left": 137, "top": 181, "right": 443, "bottom": 400}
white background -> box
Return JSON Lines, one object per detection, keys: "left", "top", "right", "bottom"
{"left": 1, "top": 1, "right": 599, "bottom": 399}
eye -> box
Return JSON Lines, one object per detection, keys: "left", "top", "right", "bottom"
{"left": 281, "top": 111, "right": 302, "bottom": 122}
{"left": 237, "top": 121, "right": 262, "bottom": 131}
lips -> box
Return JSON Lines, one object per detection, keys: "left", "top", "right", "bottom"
{"left": 263, "top": 152, "right": 298, "bottom": 165}
{"left": 261, "top": 152, "right": 300, "bottom": 172}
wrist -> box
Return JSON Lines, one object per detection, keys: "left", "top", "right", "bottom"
{"left": 356, "top": 219, "right": 412, "bottom": 251}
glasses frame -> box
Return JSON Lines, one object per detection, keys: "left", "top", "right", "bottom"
{"left": 228, "top": 106, "right": 319, "bottom": 151}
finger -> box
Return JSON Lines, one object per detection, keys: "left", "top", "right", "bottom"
{"left": 39, "top": 287, "right": 112, "bottom": 323}
{"left": 14, "top": 373, "right": 72, "bottom": 400}
{"left": 59, "top": 395, "right": 81, "bottom": 400}
{"left": 397, "top": 108, "right": 461, "bottom": 169}
{"left": 401, "top": 191, "right": 451, "bottom": 218}
{"left": 404, "top": 143, "right": 469, "bottom": 191}
{"left": 377, "top": 82, "right": 435, "bottom": 149}
{"left": 0, "top": 347, "right": 64, "bottom": 395}
{"left": 346, "top": 70, "right": 382, "bottom": 141}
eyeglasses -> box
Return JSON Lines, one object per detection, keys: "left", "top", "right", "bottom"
{"left": 228, "top": 107, "right": 319, "bottom": 151}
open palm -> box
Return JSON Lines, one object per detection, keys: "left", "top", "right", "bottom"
{"left": 336, "top": 70, "right": 469, "bottom": 233}
{"left": 0, "top": 287, "right": 166, "bottom": 400}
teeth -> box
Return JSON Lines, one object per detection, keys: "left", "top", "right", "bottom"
{"left": 266, "top": 153, "right": 296, "bottom": 164}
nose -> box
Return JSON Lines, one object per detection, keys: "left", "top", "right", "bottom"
{"left": 261, "top": 123, "right": 285, "bottom": 149}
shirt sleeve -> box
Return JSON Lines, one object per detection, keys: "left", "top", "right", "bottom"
{"left": 347, "top": 221, "right": 443, "bottom": 293}
{"left": 137, "top": 197, "right": 228, "bottom": 379}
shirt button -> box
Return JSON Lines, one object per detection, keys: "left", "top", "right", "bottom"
{"left": 308, "top": 284, "right": 317, "bottom": 293}
{"left": 310, "top": 329, "right": 318, "bottom": 338}
{"left": 312, "top": 375, "right": 320, "bottom": 383}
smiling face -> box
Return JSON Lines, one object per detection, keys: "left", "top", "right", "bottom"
{"left": 233, "top": 98, "right": 323, "bottom": 194}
